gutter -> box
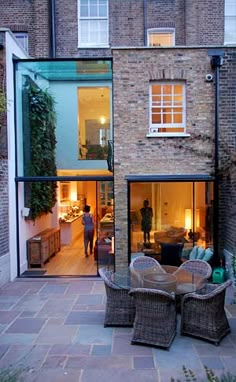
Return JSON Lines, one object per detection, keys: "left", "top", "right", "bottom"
{"left": 143, "top": 0, "right": 147, "bottom": 46}
{"left": 49, "top": 0, "right": 56, "bottom": 58}
{"left": 208, "top": 49, "right": 224, "bottom": 261}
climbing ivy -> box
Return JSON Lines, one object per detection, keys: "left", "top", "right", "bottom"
{"left": 24, "top": 81, "right": 57, "bottom": 221}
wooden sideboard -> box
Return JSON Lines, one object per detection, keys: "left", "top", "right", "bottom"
{"left": 27, "top": 227, "right": 61, "bottom": 267}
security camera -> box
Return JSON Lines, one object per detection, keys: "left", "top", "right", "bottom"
{"left": 205, "top": 73, "right": 214, "bottom": 82}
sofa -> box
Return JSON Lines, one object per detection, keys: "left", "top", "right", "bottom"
{"left": 154, "top": 226, "right": 187, "bottom": 246}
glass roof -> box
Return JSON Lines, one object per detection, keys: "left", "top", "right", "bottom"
{"left": 15, "top": 59, "right": 112, "bottom": 81}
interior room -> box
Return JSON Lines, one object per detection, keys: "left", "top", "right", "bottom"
{"left": 129, "top": 181, "right": 214, "bottom": 262}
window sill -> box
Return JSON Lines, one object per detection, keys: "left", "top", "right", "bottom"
{"left": 78, "top": 45, "right": 110, "bottom": 49}
{"left": 146, "top": 133, "right": 191, "bottom": 138}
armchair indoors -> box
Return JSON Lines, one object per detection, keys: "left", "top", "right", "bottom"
{"left": 99, "top": 267, "right": 135, "bottom": 327}
{"left": 181, "top": 279, "right": 232, "bottom": 345}
{"left": 129, "top": 288, "right": 177, "bottom": 349}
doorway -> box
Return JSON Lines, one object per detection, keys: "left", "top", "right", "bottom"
{"left": 21, "top": 179, "right": 114, "bottom": 277}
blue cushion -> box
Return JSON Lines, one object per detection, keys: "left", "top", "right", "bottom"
{"left": 203, "top": 248, "right": 213, "bottom": 262}
{"left": 189, "top": 246, "right": 198, "bottom": 260}
{"left": 196, "top": 247, "right": 205, "bottom": 260}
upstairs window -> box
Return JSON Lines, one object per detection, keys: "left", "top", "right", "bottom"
{"left": 147, "top": 28, "right": 175, "bottom": 47}
{"left": 14, "top": 32, "right": 28, "bottom": 52}
{"left": 225, "top": 0, "right": 236, "bottom": 44}
{"left": 78, "top": 0, "right": 109, "bottom": 47}
{"left": 149, "top": 82, "right": 186, "bottom": 136}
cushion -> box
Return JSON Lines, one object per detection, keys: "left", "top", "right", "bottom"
{"left": 181, "top": 248, "right": 192, "bottom": 260}
{"left": 203, "top": 247, "right": 214, "bottom": 262}
{"left": 189, "top": 246, "right": 198, "bottom": 260}
{"left": 196, "top": 246, "right": 205, "bottom": 260}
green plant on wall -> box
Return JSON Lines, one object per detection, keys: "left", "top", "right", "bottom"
{"left": 24, "top": 80, "right": 57, "bottom": 221}
{"left": 0, "top": 90, "right": 6, "bottom": 113}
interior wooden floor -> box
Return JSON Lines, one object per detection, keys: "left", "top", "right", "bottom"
{"left": 27, "top": 229, "right": 152, "bottom": 277}
{"left": 43, "top": 235, "right": 98, "bottom": 276}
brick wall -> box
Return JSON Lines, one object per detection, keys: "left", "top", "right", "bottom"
{"left": 0, "top": 0, "right": 226, "bottom": 58}
{"left": 112, "top": 47, "right": 215, "bottom": 266}
{"left": 185, "top": 0, "right": 224, "bottom": 45}
{"left": 219, "top": 49, "right": 236, "bottom": 253}
{"left": 0, "top": 0, "right": 49, "bottom": 57}
{"left": 0, "top": 159, "right": 9, "bottom": 257}
{"left": 0, "top": 46, "right": 7, "bottom": 159}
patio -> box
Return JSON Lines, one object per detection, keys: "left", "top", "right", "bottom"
{"left": 0, "top": 277, "right": 235, "bottom": 382}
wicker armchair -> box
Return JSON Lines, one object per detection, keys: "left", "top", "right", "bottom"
{"left": 130, "top": 256, "right": 165, "bottom": 286}
{"left": 129, "top": 288, "right": 177, "bottom": 349}
{"left": 181, "top": 279, "right": 232, "bottom": 345}
{"left": 175, "top": 259, "right": 212, "bottom": 280}
{"left": 99, "top": 267, "right": 135, "bottom": 327}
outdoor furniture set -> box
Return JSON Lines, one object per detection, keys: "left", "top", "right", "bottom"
{"left": 99, "top": 257, "right": 232, "bottom": 349}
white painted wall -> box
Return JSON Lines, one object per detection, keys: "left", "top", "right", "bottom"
{"left": 5, "top": 30, "right": 28, "bottom": 281}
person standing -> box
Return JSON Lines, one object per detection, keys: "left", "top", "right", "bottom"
{"left": 140, "top": 199, "right": 153, "bottom": 244}
{"left": 82, "top": 205, "right": 94, "bottom": 257}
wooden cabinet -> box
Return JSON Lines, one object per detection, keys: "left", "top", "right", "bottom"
{"left": 27, "top": 228, "right": 61, "bottom": 267}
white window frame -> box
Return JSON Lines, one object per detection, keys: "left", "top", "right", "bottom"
{"left": 148, "top": 82, "right": 187, "bottom": 137}
{"left": 13, "top": 32, "right": 28, "bottom": 52}
{"left": 224, "top": 0, "right": 236, "bottom": 44}
{"left": 78, "top": 0, "right": 109, "bottom": 48}
{"left": 147, "top": 28, "right": 175, "bottom": 47}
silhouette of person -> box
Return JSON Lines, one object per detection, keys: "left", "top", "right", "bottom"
{"left": 82, "top": 205, "right": 94, "bottom": 257}
{"left": 140, "top": 200, "right": 153, "bottom": 243}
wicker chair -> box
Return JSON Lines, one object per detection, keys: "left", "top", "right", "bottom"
{"left": 181, "top": 279, "right": 232, "bottom": 345}
{"left": 99, "top": 267, "right": 135, "bottom": 327}
{"left": 130, "top": 256, "right": 165, "bottom": 286}
{"left": 174, "top": 259, "right": 212, "bottom": 280}
{"left": 129, "top": 288, "right": 177, "bottom": 349}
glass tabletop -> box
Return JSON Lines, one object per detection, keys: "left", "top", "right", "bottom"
{"left": 111, "top": 266, "right": 206, "bottom": 295}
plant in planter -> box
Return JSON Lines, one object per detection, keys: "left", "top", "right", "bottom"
{"left": 23, "top": 80, "right": 57, "bottom": 221}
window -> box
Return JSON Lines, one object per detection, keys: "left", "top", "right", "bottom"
{"left": 14, "top": 32, "right": 28, "bottom": 52}
{"left": 149, "top": 82, "right": 186, "bottom": 135}
{"left": 225, "top": 0, "right": 236, "bottom": 44}
{"left": 78, "top": 0, "right": 109, "bottom": 47}
{"left": 147, "top": 28, "right": 175, "bottom": 47}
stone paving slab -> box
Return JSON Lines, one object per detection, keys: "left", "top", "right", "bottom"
{"left": 0, "top": 278, "right": 235, "bottom": 382}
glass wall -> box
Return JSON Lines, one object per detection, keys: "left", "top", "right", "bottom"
{"left": 129, "top": 181, "right": 214, "bottom": 258}
{"left": 14, "top": 59, "right": 113, "bottom": 277}
{"left": 96, "top": 180, "right": 114, "bottom": 270}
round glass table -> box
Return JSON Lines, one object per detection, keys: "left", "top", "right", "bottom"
{"left": 111, "top": 265, "right": 206, "bottom": 295}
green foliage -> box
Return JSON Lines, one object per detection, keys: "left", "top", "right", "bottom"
{"left": 170, "top": 366, "right": 236, "bottom": 382}
{"left": 25, "top": 83, "right": 57, "bottom": 221}
{"left": 0, "top": 90, "right": 6, "bottom": 113}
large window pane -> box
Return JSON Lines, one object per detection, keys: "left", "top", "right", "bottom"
{"left": 129, "top": 181, "right": 214, "bottom": 262}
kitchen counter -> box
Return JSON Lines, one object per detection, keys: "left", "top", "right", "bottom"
{"left": 60, "top": 214, "right": 83, "bottom": 245}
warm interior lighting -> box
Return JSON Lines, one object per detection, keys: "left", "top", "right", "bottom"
{"left": 111, "top": 236, "right": 114, "bottom": 253}
{"left": 185, "top": 209, "right": 192, "bottom": 230}
{"left": 185, "top": 208, "right": 200, "bottom": 230}
{"left": 195, "top": 209, "right": 200, "bottom": 228}
{"left": 100, "top": 116, "right": 106, "bottom": 124}
{"left": 70, "top": 191, "right": 77, "bottom": 202}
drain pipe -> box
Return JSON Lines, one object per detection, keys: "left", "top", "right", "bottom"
{"left": 208, "top": 49, "right": 224, "bottom": 263}
{"left": 143, "top": 0, "right": 147, "bottom": 45}
{"left": 49, "top": 0, "right": 56, "bottom": 58}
